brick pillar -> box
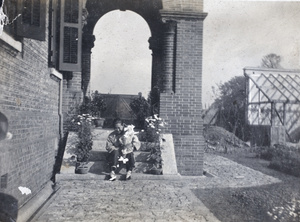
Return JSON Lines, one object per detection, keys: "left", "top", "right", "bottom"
{"left": 82, "top": 33, "right": 95, "bottom": 97}
{"left": 162, "top": 21, "right": 176, "bottom": 93}
{"left": 149, "top": 36, "right": 162, "bottom": 90}
{"left": 159, "top": 11, "right": 207, "bottom": 176}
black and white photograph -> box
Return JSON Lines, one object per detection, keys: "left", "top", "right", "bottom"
{"left": 0, "top": 0, "right": 300, "bottom": 221}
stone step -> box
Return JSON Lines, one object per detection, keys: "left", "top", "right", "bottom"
{"left": 89, "top": 150, "right": 108, "bottom": 161}
{"left": 89, "top": 150, "right": 151, "bottom": 162}
{"left": 92, "top": 128, "right": 112, "bottom": 141}
{"left": 88, "top": 161, "right": 154, "bottom": 175}
{"left": 60, "top": 160, "right": 154, "bottom": 176}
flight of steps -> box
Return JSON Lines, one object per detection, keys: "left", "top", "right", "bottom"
{"left": 90, "top": 128, "right": 153, "bottom": 175}
{"left": 60, "top": 128, "right": 153, "bottom": 176}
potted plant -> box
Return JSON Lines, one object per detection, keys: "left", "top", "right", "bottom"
{"left": 143, "top": 114, "right": 167, "bottom": 175}
{"left": 72, "top": 114, "right": 93, "bottom": 174}
{"left": 90, "top": 91, "right": 106, "bottom": 128}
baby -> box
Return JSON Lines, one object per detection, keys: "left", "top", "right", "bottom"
{"left": 118, "top": 125, "right": 139, "bottom": 163}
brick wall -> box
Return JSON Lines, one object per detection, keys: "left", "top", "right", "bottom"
{"left": 162, "top": 0, "right": 203, "bottom": 13}
{"left": 62, "top": 72, "right": 83, "bottom": 130}
{"left": 160, "top": 17, "right": 205, "bottom": 176}
{"left": 0, "top": 2, "right": 60, "bottom": 207}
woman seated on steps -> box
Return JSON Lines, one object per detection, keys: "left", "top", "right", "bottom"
{"left": 106, "top": 118, "right": 140, "bottom": 181}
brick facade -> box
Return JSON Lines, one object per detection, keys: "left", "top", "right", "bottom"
{"left": 62, "top": 72, "right": 83, "bottom": 119}
{"left": 0, "top": 2, "right": 60, "bottom": 208}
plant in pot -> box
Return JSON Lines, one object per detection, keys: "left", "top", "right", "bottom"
{"left": 90, "top": 91, "right": 106, "bottom": 128}
{"left": 143, "top": 114, "right": 167, "bottom": 175}
{"left": 73, "top": 114, "right": 93, "bottom": 174}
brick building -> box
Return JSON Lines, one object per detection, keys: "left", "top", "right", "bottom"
{"left": 0, "top": 0, "right": 206, "bottom": 220}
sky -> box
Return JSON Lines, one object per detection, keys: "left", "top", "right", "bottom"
{"left": 90, "top": 11, "right": 152, "bottom": 97}
{"left": 90, "top": 0, "right": 300, "bottom": 105}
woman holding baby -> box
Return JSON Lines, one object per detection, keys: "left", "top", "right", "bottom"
{"left": 106, "top": 118, "right": 141, "bottom": 181}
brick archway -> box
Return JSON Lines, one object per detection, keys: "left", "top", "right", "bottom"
{"left": 82, "top": 0, "right": 207, "bottom": 176}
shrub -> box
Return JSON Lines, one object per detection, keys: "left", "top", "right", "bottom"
{"left": 269, "top": 144, "right": 300, "bottom": 177}
{"left": 79, "top": 91, "right": 106, "bottom": 118}
{"left": 130, "top": 95, "right": 151, "bottom": 129}
{"left": 143, "top": 115, "right": 167, "bottom": 170}
{"left": 72, "top": 114, "right": 93, "bottom": 162}
{"left": 253, "top": 146, "right": 273, "bottom": 160}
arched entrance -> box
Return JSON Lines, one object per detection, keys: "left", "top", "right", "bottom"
{"left": 80, "top": 0, "right": 207, "bottom": 176}
{"left": 90, "top": 10, "right": 152, "bottom": 96}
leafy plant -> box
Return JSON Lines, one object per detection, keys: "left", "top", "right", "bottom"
{"left": 130, "top": 88, "right": 160, "bottom": 129}
{"left": 143, "top": 114, "right": 167, "bottom": 171}
{"left": 79, "top": 91, "right": 106, "bottom": 118}
{"left": 90, "top": 90, "right": 106, "bottom": 117}
{"left": 72, "top": 114, "right": 93, "bottom": 162}
{"left": 130, "top": 95, "right": 151, "bottom": 129}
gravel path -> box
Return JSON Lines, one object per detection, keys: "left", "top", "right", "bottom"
{"left": 193, "top": 153, "right": 300, "bottom": 222}
{"left": 201, "top": 154, "right": 281, "bottom": 188}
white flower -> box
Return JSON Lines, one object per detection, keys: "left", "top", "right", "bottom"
{"left": 141, "top": 130, "right": 145, "bottom": 132}
{"left": 118, "top": 156, "right": 129, "bottom": 164}
{"left": 77, "top": 122, "right": 81, "bottom": 125}
{"left": 154, "top": 114, "right": 158, "bottom": 119}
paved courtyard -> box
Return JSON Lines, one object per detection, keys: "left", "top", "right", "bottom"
{"left": 31, "top": 178, "right": 219, "bottom": 222}
{"left": 30, "top": 154, "right": 281, "bottom": 222}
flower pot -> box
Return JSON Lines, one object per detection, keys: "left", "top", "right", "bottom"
{"left": 94, "top": 118, "right": 104, "bottom": 128}
{"left": 150, "top": 168, "right": 163, "bottom": 175}
{"left": 75, "top": 162, "right": 89, "bottom": 174}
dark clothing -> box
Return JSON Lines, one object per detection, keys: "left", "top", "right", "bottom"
{"left": 106, "top": 129, "right": 140, "bottom": 172}
{"left": 106, "top": 130, "right": 140, "bottom": 154}
{"left": 124, "top": 152, "right": 135, "bottom": 171}
{"left": 107, "top": 149, "right": 120, "bottom": 169}
{"left": 107, "top": 149, "right": 135, "bottom": 171}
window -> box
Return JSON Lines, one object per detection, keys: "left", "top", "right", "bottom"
{"left": 2, "top": 0, "right": 18, "bottom": 38}
{"left": 59, "top": 0, "right": 83, "bottom": 72}
{"left": 16, "top": 0, "right": 46, "bottom": 41}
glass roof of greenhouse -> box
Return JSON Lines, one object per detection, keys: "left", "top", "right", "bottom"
{"left": 244, "top": 67, "right": 300, "bottom": 104}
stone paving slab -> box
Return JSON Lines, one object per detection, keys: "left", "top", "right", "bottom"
{"left": 31, "top": 154, "right": 282, "bottom": 222}
{"left": 31, "top": 179, "right": 219, "bottom": 222}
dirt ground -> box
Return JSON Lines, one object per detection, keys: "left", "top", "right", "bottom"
{"left": 193, "top": 150, "right": 300, "bottom": 222}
